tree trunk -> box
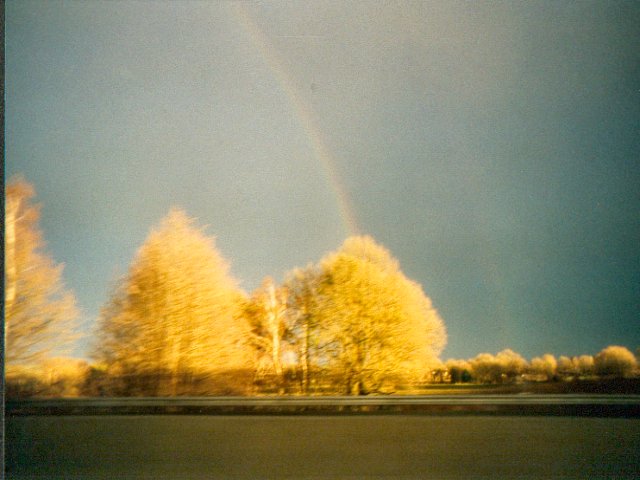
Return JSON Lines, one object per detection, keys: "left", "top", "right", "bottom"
{"left": 267, "top": 283, "right": 284, "bottom": 394}
{"left": 301, "top": 320, "right": 310, "bottom": 394}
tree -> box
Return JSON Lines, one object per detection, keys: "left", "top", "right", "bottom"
{"left": 5, "top": 177, "right": 78, "bottom": 365}
{"left": 529, "top": 354, "right": 558, "bottom": 381}
{"left": 244, "top": 276, "right": 290, "bottom": 391}
{"left": 284, "top": 264, "right": 323, "bottom": 394}
{"left": 575, "top": 355, "right": 595, "bottom": 376}
{"left": 557, "top": 354, "right": 594, "bottom": 378}
{"left": 294, "top": 236, "right": 446, "bottom": 394}
{"left": 594, "top": 346, "right": 638, "bottom": 378}
{"left": 39, "top": 357, "right": 89, "bottom": 397}
{"left": 93, "top": 209, "right": 252, "bottom": 395}
{"left": 469, "top": 349, "right": 527, "bottom": 384}
{"left": 468, "top": 353, "right": 502, "bottom": 384}
{"left": 495, "top": 349, "right": 527, "bottom": 382}
{"left": 445, "top": 358, "right": 472, "bottom": 383}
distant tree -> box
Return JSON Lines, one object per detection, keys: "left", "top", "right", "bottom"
{"left": 445, "top": 358, "right": 472, "bottom": 383}
{"left": 5, "top": 177, "right": 78, "bottom": 365}
{"left": 297, "top": 236, "right": 446, "bottom": 394}
{"left": 93, "top": 209, "right": 252, "bottom": 395}
{"left": 244, "top": 276, "right": 290, "bottom": 391}
{"left": 6, "top": 356, "right": 89, "bottom": 398}
{"left": 594, "top": 346, "right": 638, "bottom": 378}
{"left": 81, "top": 363, "right": 113, "bottom": 397}
{"left": 430, "top": 362, "right": 447, "bottom": 384}
{"left": 4, "top": 364, "right": 48, "bottom": 398}
{"left": 557, "top": 354, "right": 594, "bottom": 378}
{"left": 557, "top": 355, "right": 575, "bottom": 376}
{"left": 495, "top": 349, "right": 527, "bottom": 381}
{"left": 39, "top": 357, "right": 90, "bottom": 397}
{"left": 529, "top": 354, "right": 558, "bottom": 381}
{"left": 469, "top": 349, "right": 527, "bottom": 384}
{"left": 469, "top": 353, "right": 502, "bottom": 384}
{"left": 575, "top": 355, "right": 595, "bottom": 376}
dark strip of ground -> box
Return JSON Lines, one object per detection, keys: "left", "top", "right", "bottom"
{"left": 7, "top": 394, "right": 640, "bottom": 417}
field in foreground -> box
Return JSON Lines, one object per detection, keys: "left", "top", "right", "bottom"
{"left": 6, "top": 411, "right": 640, "bottom": 479}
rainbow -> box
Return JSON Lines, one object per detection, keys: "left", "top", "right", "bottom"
{"left": 231, "top": 4, "right": 359, "bottom": 237}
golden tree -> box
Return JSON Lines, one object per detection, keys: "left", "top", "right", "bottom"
{"left": 529, "top": 353, "right": 558, "bottom": 381}
{"left": 284, "top": 264, "right": 322, "bottom": 394}
{"left": 244, "top": 276, "right": 290, "bottom": 390}
{"left": 594, "top": 345, "right": 638, "bottom": 378}
{"left": 93, "top": 209, "right": 252, "bottom": 395}
{"left": 468, "top": 349, "right": 528, "bottom": 384}
{"left": 5, "top": 177, "right": 78, "bottom": 365}
{"left": 293, "top": 236, "right": 447, "bottom": 394}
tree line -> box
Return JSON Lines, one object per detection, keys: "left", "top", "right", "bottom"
{"left": 5, "top": 177, "right": 639, "bottom": 398}
{"left": 437, "top": 346, "right": 638, "bottom": 385}
{"left": 8, "top": 345, "right": 638, "bottom": 398}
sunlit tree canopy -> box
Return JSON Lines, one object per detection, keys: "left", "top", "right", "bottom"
{"left": 283, "top": 264, "right": 323, "bottom": 394}
{"left": 468, "top": 349, "right": 528, "bottom": 384}
{"left": 557, "top": 355, "right": 595, "bottom": 377}
{"left": 529, "top": 354, "right": 558, "bottom": 380}
{"left": 5, "top": 177, "right": 78, "bottom": 365}
{"left": 594, "top": 345, "right": 638, "bottom": 378}
{"left": 291, "top": 235, "right": 447, "bottom": 394}
{"left": 93, "top": 209, "right": 252, "bottom": 395}
{"left": 243, "top": 276, "right": 290, "bottom": 389}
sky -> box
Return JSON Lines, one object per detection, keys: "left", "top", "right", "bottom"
{"left": 5, "top": 0, "right": 639, "bottom": 361}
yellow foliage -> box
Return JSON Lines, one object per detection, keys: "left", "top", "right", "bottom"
{"left": 296, "top": 235, "right": 447, "bottom": 394}
{"left": 529, "top": 354, "right": 557, "bottom": 380}
{"left": 469, "top": 349, "right": 527, "bottom": 384}
{"left": 6, "top": 357, "right": 89, "bottom": 398}
{"left": 558, "top": 354, "right": 595, "bottom": 376}
{"left": 5, "top": 177, "right": 78, "bottom": 365}
{"left": 93, "top": 208, "right": 252, "bottom": 395}
{"left": 244, "top": 276, "right": 289, "bottom": 380}
{"left": 594, "top": 345, "right": 638, "bottom": 377}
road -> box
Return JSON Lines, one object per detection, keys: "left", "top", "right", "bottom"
{"left": 6, "top": 413, "right": 640, "bottom": 479}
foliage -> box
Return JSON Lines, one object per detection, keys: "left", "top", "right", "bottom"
{"left": 529, "top": 354, "right": 558, "bottom": 381}
{"left": 594, "top": 345, "right": 638, "bottom": 378}
{"left": 289, "top": 236, "right": 447, "bottom": 394}
{"left": 8, "top": 177, "right": 640, "bottom": 397}
{"left": 445, "top": 359, "right": 473, "bottom": 383}
{"left": 93, "top": 209, "right": 253, "bottom": 395}
{"left": 468, "top": 349, "right": 527, "bottom": 384}
{"left": 5, "top": 177, "right": 79, "bottom": 365}
{"left": 283, "top": 264, "right": 323, "bottom": 394}
{"left": 243, "top": 276, "right": 290, "bottom": 390}
{"left": 6, "top": 357, "right": 89, "bottom": 398}
{"left": 557, "top": 354, "right": 595, "bottom": 377}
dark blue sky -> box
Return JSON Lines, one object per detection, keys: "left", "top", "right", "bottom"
{"left": 6, "top": 1, "right": 639, "bottom": 360}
